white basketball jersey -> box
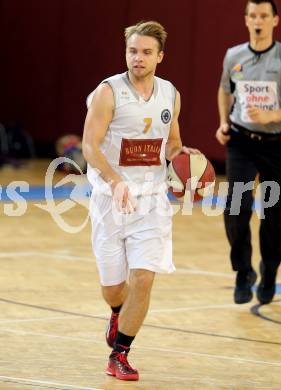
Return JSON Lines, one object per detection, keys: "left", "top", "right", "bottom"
{"left": 87, "top": 72, "right": 176, "bottom": 196}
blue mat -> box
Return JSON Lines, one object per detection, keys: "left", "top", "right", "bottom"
{"left": 0, "top": 184, "right": 91, "bottom": 201}
{"left": 0, "top": 185, "right": 262, "bottom": 212}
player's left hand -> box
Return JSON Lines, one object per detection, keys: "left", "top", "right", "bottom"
{"left": 247, "top": 106, "right": 273, "bottom": 125}
{"left": 168, "top": 145, "right": 201, "bottom": 161}
{"left": 181, "top": 146, "right": 201, "bottom": 155}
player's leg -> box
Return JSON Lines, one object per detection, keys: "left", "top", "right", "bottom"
{"left": 106, "top": 269, "right": 155, "bottom": 381}
{"left": 224, "top": 131, "right": 257, "bottom": 303}
{"left": 106, "top": 193, "right": 175, "bottom": 381}
{"left": 90, "top": 193, "right": 142, "bottom": 380}
{"left": 118, "top": 269, "right": 155, "bottom": 335}
{"left": 255, "top": 140, "right": 281, "bottom": 304}
{"left": 102, "top": 282, "right": 128, "bottom": 348}
{"left": 89, "top": 193, "right": 128, "bottom": 348}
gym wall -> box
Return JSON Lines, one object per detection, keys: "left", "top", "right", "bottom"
{"left": 0, "top": 0, "right": 280, "bottom": 161}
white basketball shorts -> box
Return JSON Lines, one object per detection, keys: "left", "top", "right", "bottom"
{"left": 89, "top": 192, "right": 175, "bottom": 286}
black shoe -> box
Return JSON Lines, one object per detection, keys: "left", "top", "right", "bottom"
{"left": 257, "top": 262, "right": 277, "bottom": 305}
{"left": 234, "top": 269, "right": 257, "bottom": 304}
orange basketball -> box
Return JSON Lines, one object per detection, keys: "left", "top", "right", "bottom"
{"left": 167, "top": 153, "right": 216, "bottom": 201}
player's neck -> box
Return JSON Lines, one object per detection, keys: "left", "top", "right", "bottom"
{"left": 249, "top": 36, "right": 274, "bottom": 52}
{"left": 127, "top": 71, "right": 155, "bottom": 100}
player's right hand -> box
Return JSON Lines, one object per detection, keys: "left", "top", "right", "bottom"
{"left": 111, "top": 180, "right": 137, "bottom": 214}
{"left": 215, "top": 123, "right": 230, "bottom": 145}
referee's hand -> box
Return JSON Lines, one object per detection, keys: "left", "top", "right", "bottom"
{"left": 216, "top": 123, "right": 230, "bottom": 145}
{"left": 247, "top": 106, "right": 273, "bottom": 125}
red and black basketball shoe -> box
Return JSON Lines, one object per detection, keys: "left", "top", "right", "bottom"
{"left": 106, "top": 351, "right": 139, "bottom": 381}
{"left": 106, "top": 312, "right": 119, "bottom": 348}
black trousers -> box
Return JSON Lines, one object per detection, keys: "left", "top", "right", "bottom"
{"left": 225, "top": 129, "right": 281, "bottom": 273}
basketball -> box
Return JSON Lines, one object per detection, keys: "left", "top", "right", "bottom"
{"left": 167, "top": 153, "right": 216, "bottom": 201}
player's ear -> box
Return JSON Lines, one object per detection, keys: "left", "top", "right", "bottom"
{"left": 158, "top": 51, "right": 164, "bottom": 64}
{"left": 273, "top": 15, "right": 279, "bottom": 28}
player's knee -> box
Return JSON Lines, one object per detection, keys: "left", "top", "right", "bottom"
{"left": 102, "top": 283, "right": 125, "bottom": 301}
{"left": 130, "top": 269, "right": 155, "bottom": 291}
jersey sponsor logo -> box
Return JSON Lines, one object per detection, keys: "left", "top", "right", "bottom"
{"left": 161, "top": 109, "right": 171, "bottom": 124}
{"left": 237, "top": 80, "right": 279, "bottom": 123}
{"left": 119, "top": 138, "right": 163, "bottom": 166}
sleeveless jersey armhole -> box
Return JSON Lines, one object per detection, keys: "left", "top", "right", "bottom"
{"left": 101, "top": 80, "right": 116, "bottom": 113}
{"left": 172, "top": 85, "right": 177, "bottom": 109}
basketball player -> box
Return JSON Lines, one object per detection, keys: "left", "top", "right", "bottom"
{"left": 82, "top": 21, "right": 199, "bottom": 381}
{"left": 216, "top": 0, "right": 281, "bottom": 305}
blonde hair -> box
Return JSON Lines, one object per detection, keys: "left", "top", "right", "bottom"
{"left": 124, "top": 21, "right": 167, "bottom": 52}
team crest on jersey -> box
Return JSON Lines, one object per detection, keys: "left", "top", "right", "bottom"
{"left": 161, "top": 109, "right": 171, "bottom": 124}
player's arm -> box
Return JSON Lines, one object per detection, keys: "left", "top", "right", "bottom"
{"left": 82, "top": 83, "right": 136, "bottom": 212}
{"left": 82, "top": 83, "right": 121, "bottom": 186}
{"left": 216, "top": 86, "right": 234, "bottom": 145}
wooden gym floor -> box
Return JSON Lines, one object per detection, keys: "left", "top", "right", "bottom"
{"left": 0, "top": 159, "right": 281, "bottom": 390}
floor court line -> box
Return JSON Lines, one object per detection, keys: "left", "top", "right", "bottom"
{"left": 1, "top": 298, "right": 280, "bottom": 345}
{"left": 0, "top": 315, "right": 79, "bottom": 324}
{"left": 0, "top": 304, "right": 242, "bottom": 324}
{"left": 140, "top": 345, "right": 281, "bottom": 367}
{"left": 176, "top": 268, "right": 233, "bottom": 278}
{"left": 2, "top": 314, "right": 281, "bottom": 347}
{"left": 0, "top": 251, "right": 94, "bottom": 262}
{"left": 149, "top": 304, "right": 242, "bottom": 313}
{"left": 0, "top": 251, "right": 237, "bottom": 279}
{"left": 0, "top": 328, "right": 105, "bottom": 344}
{"left": 2, "top": 250, "right": 280, "bottom": 285}
{"left": 1, "top": 327, "right": 280, "bottom": 367}
{"left": 0, "top": 250, "right": 256, "bottom": 280}
{"left": 0, "top": 376, "right": 101, "bottom": 390}
{"left": 0, "top": 298, "right": 109, "bottom": 322}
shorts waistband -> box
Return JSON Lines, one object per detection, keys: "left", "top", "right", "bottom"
{"left": 231, "top": 122, "right": 281, "bottom": 141}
